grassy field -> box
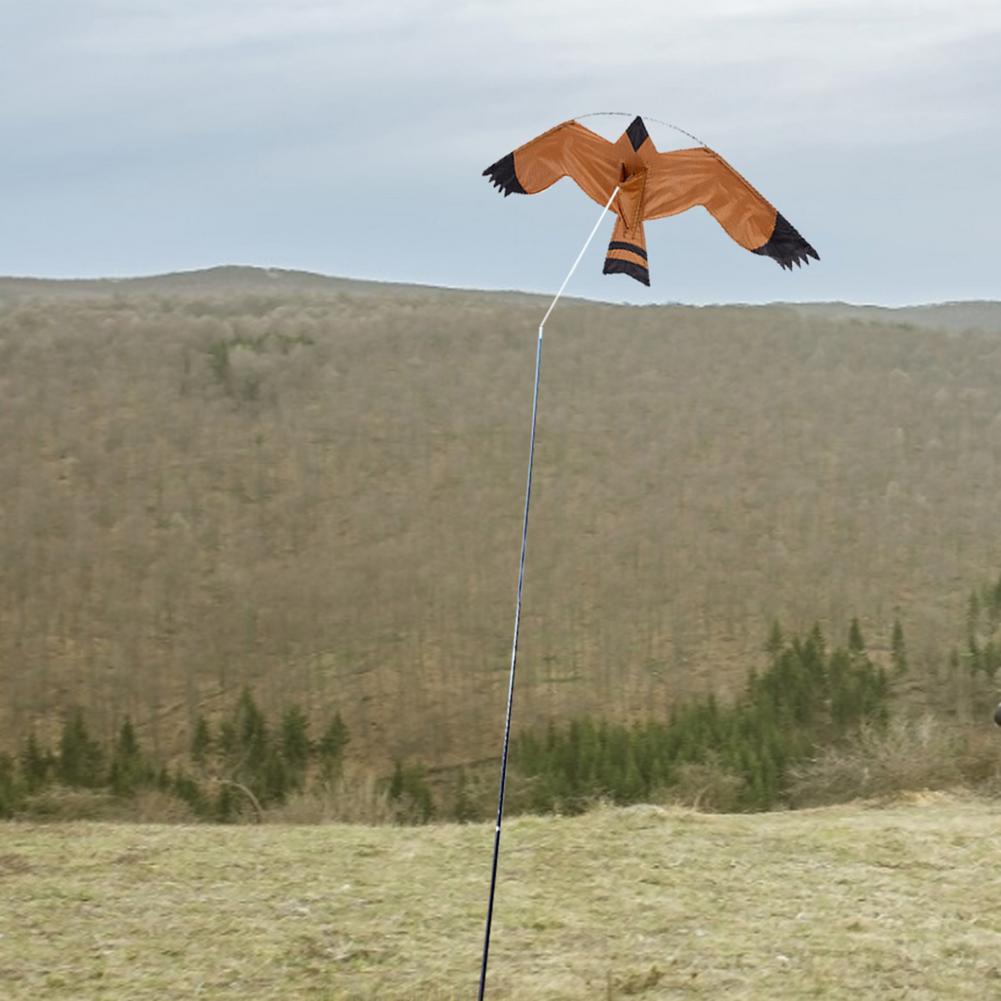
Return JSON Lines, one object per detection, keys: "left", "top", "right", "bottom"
{"left": 3, "top": 795, "right": 1001, "bottom": 999}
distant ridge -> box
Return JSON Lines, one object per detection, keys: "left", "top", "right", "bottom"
{"left": 791, "top": 301, "right": 1001, "bottom": 334}
{"left": 0, "top": 266, "right": 998, "bottom": 332}
{"left": 0, "top": 265, "right": 549, "bottom": 308}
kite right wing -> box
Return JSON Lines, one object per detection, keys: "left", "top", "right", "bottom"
{"left": 644, "top": 147, "right": 819, "bottom": 269}
{"left": 483, "top": 121, "right": 624, "bottom": 208}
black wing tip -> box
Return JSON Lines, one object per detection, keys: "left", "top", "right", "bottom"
{"left": 482, "top": 152, "right": 526, "bottom": 196}
{"left": 753, "top": 212, "right": 819, "bottom": 270}
{"left": 603, "top": 257, "right": 650, "bottom": 286}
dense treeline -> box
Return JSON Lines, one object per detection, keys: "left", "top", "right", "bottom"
{"left": 963, "top": 572, "right": 1001, "bottom": 681}
{"left": 4, "top": 590, "right": 1001, "bottom": 823}
{"left": 512, "top": 620, "right": 891, "bottom": 813}
{"left": 0, "top": 689, "right": 366, "bottom": 821}
{"left": 0, "top": 624, "right": 893, "bottom": 821}
{"left": 514, "top": 566, "right": 1001, "bottom": 818}
{"left": 931, "top": 570, "right": 1001, "bottom": 722}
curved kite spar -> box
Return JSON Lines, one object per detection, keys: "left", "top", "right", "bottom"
{"left": 483, "top": 115, "right": 819, "bottom": 285}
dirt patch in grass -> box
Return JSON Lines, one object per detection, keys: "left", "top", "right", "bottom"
{"left": 0, "top": 852, "right": 32, "bottom": 876}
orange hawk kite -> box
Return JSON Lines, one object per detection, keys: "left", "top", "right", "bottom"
{"left": 483, "top": 115, "right": 819, "bottom": 286}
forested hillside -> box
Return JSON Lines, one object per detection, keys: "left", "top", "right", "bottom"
{"left": 2, "top": 269, "right": 1000, "bottom": 771}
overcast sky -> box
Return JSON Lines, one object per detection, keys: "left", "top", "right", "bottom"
{"left": 2, "top": 1, "right": 998, "bottom": 304}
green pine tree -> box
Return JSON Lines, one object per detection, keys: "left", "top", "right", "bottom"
{"left": 848, "top": 618, "right": 866, "bottom": 654}
{"left": 0, "top": 753, "right": 19, "bottom": 818}
{"left": 318, "top": 712, "right": 350, "bottom": 774}
{"left": 808, "top": 622, "right": 826, "bottom": 656}
{"left": 982, "top": 641, "right": 1000, "bottom": 680}
{"left": 109, "top": 718, "right": 149, "bottom": 797}
{"left": 388, "top": 759, "right": 405, "bottom": 801}
{"left": 191, "top": 715, "right": 212, "bottom": 765}
{"left": 171, "top": 767, "right": 208, "bottom": 816}
{"left": 280, "top": 706, "right": 311, "bottom": 771}
{"left": 218, "top": 719, "right": 237, "bottom": 758}
{"left": 891, "top": 619, "right": 908, "bottom": 675}
{"left": 262, "top": 749, "right": 290, "bottom": 804}
{"left": 765, "top": 620, "right": 784, "bottom": 656}
{"left": 387, "top": 761, "right": 434, "bottom": 824}
{"left": 968, "top": 635, "right": 982, "bottom": 674}
{"left": 20, "top": 733, "right": 51, "bottom": 793}
{"left": 968, "top": 590, "right": 981, "bottom": 636}
{"left": 58, "top": 708, "right": 104, "bottom": 787}
{"left": 234, "top": 688, "right": 269, "bottom": 771}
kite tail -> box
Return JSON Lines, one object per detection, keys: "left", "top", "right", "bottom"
{"left": 602, "top": 217, "right": 649, "bottom": 286}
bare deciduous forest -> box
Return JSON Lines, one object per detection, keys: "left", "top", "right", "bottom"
{"left": 2, "top": 267, "right": 1000, "bottom": 771}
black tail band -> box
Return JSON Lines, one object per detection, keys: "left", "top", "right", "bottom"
{"left": 603, "top": 257, "right": 650, "bottom": 286}
{"left": 607, "top": 241, "right": 648, "bottom": 261}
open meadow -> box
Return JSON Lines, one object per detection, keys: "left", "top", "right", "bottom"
{"left": 3, "top": 794, "right": 1001, "bottom": 999}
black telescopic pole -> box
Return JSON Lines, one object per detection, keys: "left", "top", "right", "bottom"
{"left": 476, "top": 185, "right": 619, "bottom": 1001}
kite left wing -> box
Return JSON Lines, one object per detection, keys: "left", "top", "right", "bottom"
{"left": 482, "top": 121, "right": 622, "bottom": 207}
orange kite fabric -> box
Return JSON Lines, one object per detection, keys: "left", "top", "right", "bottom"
{"left": 483, "top": 116, "right": 819, "bottom": 286}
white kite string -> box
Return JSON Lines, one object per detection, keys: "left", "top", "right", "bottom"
{"left": 540, "top": 184, "right": 622, "bottom": 328}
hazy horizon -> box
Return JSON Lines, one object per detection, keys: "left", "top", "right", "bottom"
{"left": 1, "top": 262, "right": 998, "bottom": 311}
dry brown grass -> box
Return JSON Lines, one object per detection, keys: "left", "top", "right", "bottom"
{"left": 657, "top": 760, "right": 746, "bottom": 812}
{"left": 789, "top": 716, "right": 1001, "bottom": 807}
{"left": 265, "top": 766, "right": 396, "bottom": 825}
{"left": 4, "top": 797, "right": 1001, "bottom": 999}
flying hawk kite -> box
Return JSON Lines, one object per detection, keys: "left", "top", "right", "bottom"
{"left": 483, "top": 115, "right": 819, "bottom": 286}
